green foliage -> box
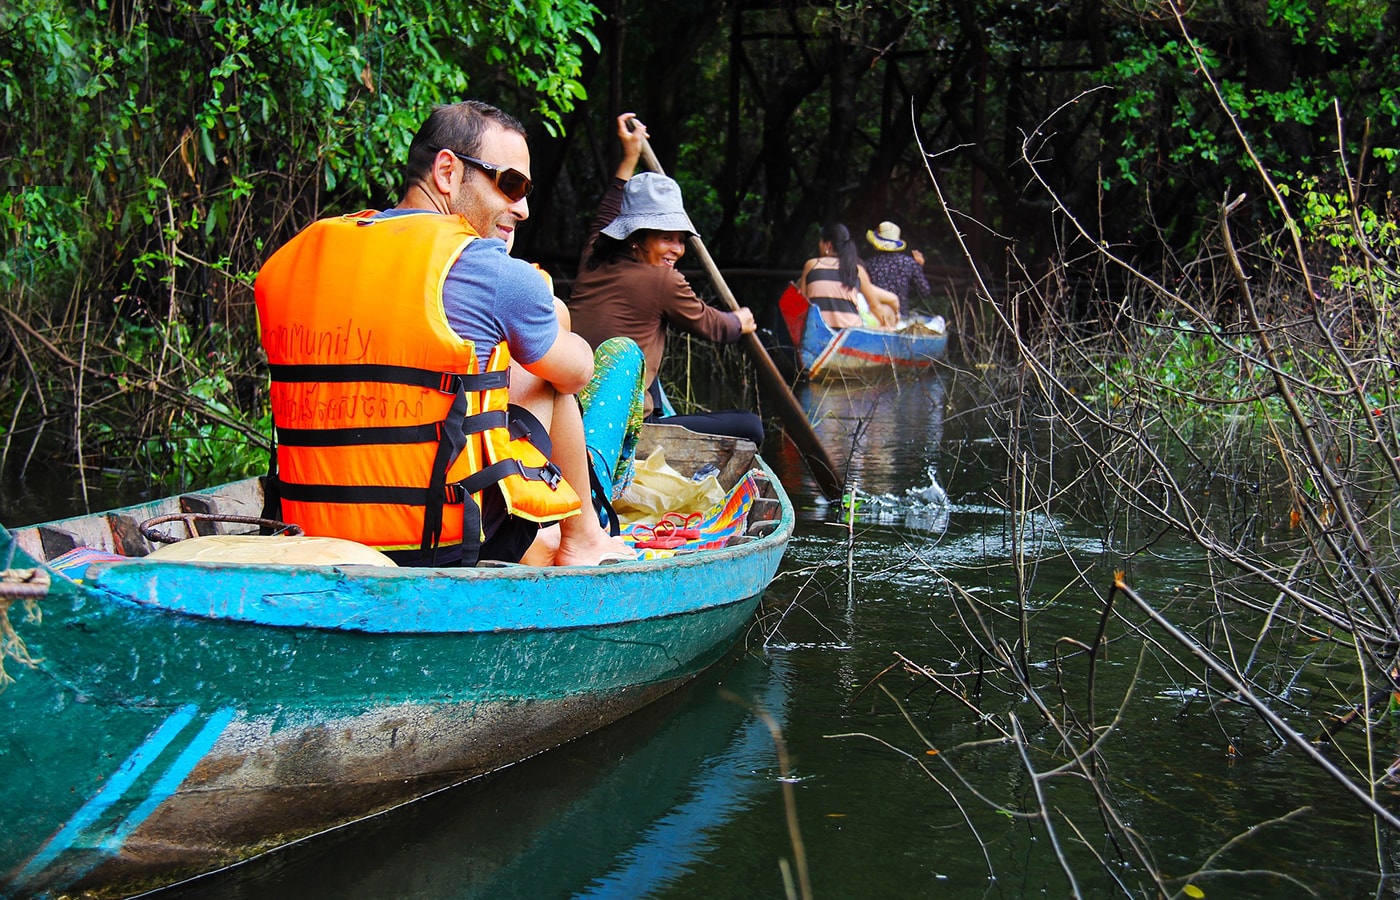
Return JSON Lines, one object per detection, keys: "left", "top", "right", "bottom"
{"left": 1099, "top": 0, "right": 1400, "bottom": 199}
{"left": 1279, "top": 172, "right": 1400, "bottom": 299}
{"left": 2, "top": 0, "right": 600, "bottom": 267}
{"left": 92, "top": 316, "right": 272, "bottom": 489}
{"left": 0, "top": 0, "right": 600, "bottom": 487}
{"left": 1088, "top": 172, "right": 1400, "bottom": 492}
{"left": 1088, "top": 315, "right": 1290, "bottom": 432}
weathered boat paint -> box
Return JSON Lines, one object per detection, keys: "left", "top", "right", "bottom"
{"left": 0, "top": 431, "right": 792, "bottom": 899}
{"left": 779, "top": 283, "right": 948, "bottom": 379}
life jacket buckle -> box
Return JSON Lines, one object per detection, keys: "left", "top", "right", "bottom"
{"left": 540, "top": 462, "right": 563, "bottom": 490}
{"left": 509, "top": 416, "right": 534, "bottom": 441}
{"left": 437, "top": 373, "right": 459, "bottom": 394}
{"left": 444, "top": 483, "right": 466, "bottom": 504}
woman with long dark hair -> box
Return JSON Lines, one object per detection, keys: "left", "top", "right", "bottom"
{"left": 797, "top": 223, "right": 898, "bottom": 329}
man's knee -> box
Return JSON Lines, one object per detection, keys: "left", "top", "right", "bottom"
{"left": 510, "top": 362, "right": 557, "bottom": 429}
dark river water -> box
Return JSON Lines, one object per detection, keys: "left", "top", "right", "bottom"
{"left": 13, "top": 370, "right": 1393, "bottom": 898}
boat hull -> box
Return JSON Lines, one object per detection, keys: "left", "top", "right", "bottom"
{"left": 5, "top": 598, "right": 755, "bottom": 897}
{"left": 779, "top": 282, "right": 947, "bottom": 379}
{"left": 1, "top": 437, "right": 791, "bottom": 898}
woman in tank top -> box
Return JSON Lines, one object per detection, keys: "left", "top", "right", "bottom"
{"left": 796, "top": 223, "right": 898, "bottom": 329}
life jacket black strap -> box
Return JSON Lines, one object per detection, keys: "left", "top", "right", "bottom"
{"left": 422, "top": 376, "right": 470, "bottom": 564}
{"left": 504, "top": 404, "right": 553, "bottom": 456}
{"left": 261, "top": 443, "right": 282, "bottom": 522}
{"left": 464, "top": 410, "right": 509, "bottom": 435}
{"left": 454, "top": 458, "right": 565, "bottom": 499}
{"left": 277, "top": 483, "right": 453, "bottom": 505}
{"left": 275, "top": 410, "right": 508, "bottom": 448}
{"left": 588, "top": 456, "right": 621, "bottom": 537}
{"left": 458, "top": 495, "right": 483, "bottom": 567}
{"left": 277, "top": 422, "right": 439, "bottom": 447}
{"left": 269, "top": 363, "right": 509, "bottom": 394}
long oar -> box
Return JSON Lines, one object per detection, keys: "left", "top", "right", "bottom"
{"left": 634, "top": 136, "right": 844, "bottom": 500}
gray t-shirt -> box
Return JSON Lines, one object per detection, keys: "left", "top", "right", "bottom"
{"left": 371, "top": 209, "right": 559, "bottom": 367}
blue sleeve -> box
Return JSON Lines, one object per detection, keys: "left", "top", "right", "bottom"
{"left": 442, "top": 239, "right": 560, "bottom": 367}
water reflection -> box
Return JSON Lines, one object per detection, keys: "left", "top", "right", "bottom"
{"left": 813, "top": 374, "right": 953, "bottom": 537}
{"left": 157, "top": 651, "right": 789, "bottom": 900}
{"left": 802, "top": 373, "right": 947, "bottom": 496}
{"left": 769, "top": 372, "right": 950, "bottom": 525}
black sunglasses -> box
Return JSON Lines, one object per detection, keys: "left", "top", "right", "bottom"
{"left": 446, "top": 150, "right": 533, "bottom": 202}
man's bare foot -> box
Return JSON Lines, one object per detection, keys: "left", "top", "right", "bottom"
{"left": 553, "top": 519, "right": 636, "bottom": 566}
{"left": 518, "top": 524, "right": 561, "bottom": 567}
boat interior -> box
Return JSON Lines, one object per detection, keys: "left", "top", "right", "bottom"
{"left": 9, "top": 424, "right": 785, "bottom": 567}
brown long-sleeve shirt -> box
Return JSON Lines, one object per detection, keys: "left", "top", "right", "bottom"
{"left": 568, "top": 178, "right": 742, "bottom": 414}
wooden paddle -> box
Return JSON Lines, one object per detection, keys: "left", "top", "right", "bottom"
{"left": 633, "top": 135, "right": 844, "bottom": 500}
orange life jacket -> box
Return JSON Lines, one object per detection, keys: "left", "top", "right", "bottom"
{"left": 254, "top": 210, "right": 581, "bottom": 564}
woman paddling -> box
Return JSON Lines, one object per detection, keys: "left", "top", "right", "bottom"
{"left": 568, "top": 113, "right": 764, "bottom": 446}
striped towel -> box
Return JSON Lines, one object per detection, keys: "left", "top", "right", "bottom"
{"left": 46, "top": 546, "right": 130, "bottom": 579}
{"left": 622, "top": 470, "right": 762, "bottom": 558}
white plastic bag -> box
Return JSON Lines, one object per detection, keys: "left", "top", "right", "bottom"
{"left": 613, "top": 448, "right": 726, "bottom": 526}
{"left": 853, "top": 292, "right": 881, "bottom": 328}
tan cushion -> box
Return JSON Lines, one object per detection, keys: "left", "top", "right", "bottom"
{"left": 145, "top": 534, "right": 397, "bottom": 567}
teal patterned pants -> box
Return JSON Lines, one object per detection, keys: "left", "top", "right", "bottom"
{"left": 578, "top": 337, "right": 646, "bottom": 502}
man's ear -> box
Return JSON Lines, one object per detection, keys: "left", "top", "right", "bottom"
{"left": 428, "top": 149, "right": 458, "bottom": 195}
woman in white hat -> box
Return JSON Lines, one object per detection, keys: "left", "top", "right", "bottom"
{"left": 864, "top": 221, "right": 930, "bottom": 318}
{"left": 569, "top": 113, "right": 763, "bottom": 445}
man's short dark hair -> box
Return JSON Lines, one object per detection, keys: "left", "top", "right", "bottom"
{"left": 403, "top": 101, "right": 527, "bottom": 195}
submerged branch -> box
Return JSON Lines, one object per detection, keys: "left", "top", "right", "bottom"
{"left": 1111, "top": 573, "right": 1400, "bottom": 831}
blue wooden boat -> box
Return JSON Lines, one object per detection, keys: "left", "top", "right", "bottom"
{"left": 778, "top": 283, "right": 948, "bottom": 379}
{"left": 0, "top": 425, "right": 791, "bottom": 899}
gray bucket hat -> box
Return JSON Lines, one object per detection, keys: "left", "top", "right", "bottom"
{"left": 601, "top": 172, "right": 699, "bottom": 239}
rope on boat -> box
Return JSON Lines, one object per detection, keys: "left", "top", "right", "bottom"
{"left": 139, "top": 512, "right": 304, "bottom": 543}
{"left": 2, "top": 568, "right": 50, "bottom": 600}
{"left": 1, "top": 568, "right": 48, "bottom": 687}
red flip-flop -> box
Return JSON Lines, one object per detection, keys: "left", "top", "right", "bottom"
{"left": 658, "top": 511, "right": 702, "bottom": 540}
{"left": 632, "top": 521, "right": 688, "bottom": 550}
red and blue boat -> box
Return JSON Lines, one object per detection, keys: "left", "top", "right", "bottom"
{"left": 0, "top": 425, "right": 791, "bottom": 899}
{"left": 778, "top": 283, "right": 948, "bottom": 379}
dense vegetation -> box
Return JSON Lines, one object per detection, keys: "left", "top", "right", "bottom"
{"left": 3, "top": 0, "right": 1396, "bottom": 497}
{"left": 6, "top": 0, "right": 1400, "bottom": 891}
{"left": 5, "top": 0, "right": 1394, "bottom": 501}
{"left": 1, "top": 0, "right": 601, "bottom": 499}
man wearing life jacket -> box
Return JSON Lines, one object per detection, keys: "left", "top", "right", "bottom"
{"left": 255, "top": 100, "right": 634, "bottom": 567}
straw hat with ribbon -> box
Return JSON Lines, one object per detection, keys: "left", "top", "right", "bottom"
{"left": 866, "top": 221, "right": 906, "bottom": 252}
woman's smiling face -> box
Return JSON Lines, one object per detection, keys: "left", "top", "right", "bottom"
{"left": 635, "top": 230, "right": 687, "bottom": 267}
